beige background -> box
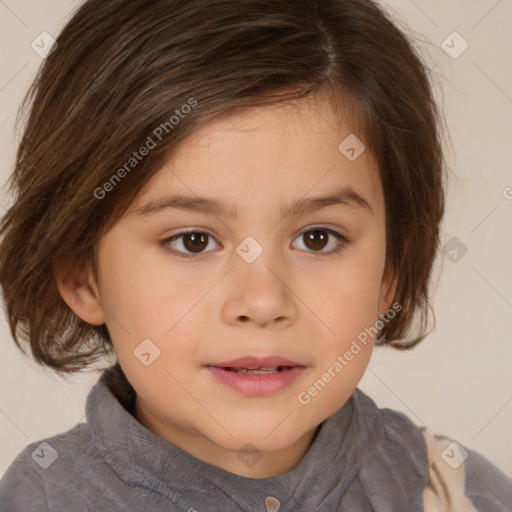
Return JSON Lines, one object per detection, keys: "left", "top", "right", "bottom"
{"left": 1, "top": 0, "right": 511, "bottom": 479}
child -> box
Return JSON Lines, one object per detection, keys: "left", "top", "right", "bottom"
{"left": 0, "top": 0, "right": 510, "bottom": 510}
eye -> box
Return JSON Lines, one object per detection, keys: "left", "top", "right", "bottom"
{"left": 291, "top": 226, "right": 348, "bottom": 255}
{"left": 161, "top": 226, "right": 349, "bottom": 259}
{"left": 161, "top": 230, "right": 220, "bottom": 257}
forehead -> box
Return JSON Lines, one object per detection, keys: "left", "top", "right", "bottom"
{"left": 127, "top": 97, "right": 383, "bottom": 220}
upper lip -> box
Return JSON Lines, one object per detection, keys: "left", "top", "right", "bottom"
{"left": 206, "top": 356, "right": 305, "bottom": 369}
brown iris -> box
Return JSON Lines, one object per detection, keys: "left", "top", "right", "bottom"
{"left": 303, "top": 229, "right": 328, "bottom": 251}
{"left": 182, "top": 232, "right": 209, "bottom": 253}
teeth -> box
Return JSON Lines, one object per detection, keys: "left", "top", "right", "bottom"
{"left": 233, "top": 367, "right": 281, "bottom": 374}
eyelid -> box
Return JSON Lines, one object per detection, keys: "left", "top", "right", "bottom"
{"left": 164, "top": 228, "right": 221, "bottom": 244}
{"left": 293, "top": 224, "right": 347, "bottom": 241}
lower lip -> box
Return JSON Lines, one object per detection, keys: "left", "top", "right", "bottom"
{"left": 206, "top": 366, "right": 306, "bottom": 396}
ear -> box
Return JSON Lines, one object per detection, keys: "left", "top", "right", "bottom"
{"left": 377, "top": 264, "right": 399, "bottom": 317}
{"left": 53, "top": 258, "right": 105, "bottom": 326}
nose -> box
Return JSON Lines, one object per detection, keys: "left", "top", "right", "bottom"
{"left": 221, "top": 253, "right": 298, "bottom": 329}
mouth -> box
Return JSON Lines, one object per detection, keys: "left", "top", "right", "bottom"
{"left": 221, "top": 366, "right": 295, "bottom": 374}
{"left": 207, "top": 355, "right": 305, "bottom": 370}
{"left": 205, "top": 356, "right": 307, "bottom": 396}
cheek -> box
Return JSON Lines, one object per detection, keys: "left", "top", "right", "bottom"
{"left": 297, "top": 256, "right": 384, "bottom": 413}
{"left": 303, "top": 256, "right": 384, "bottom": 343}
{"left": 99, "top": 241, "right": 214, "bottom": 341}
{"left": 294, "top": 341, "right": 372, "bottom": 432}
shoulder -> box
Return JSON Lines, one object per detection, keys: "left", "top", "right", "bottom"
{"left": 0, "top": 424, "right": 183, "bottom": 512}
{"left": 354, "top": 388, "right": 429, "bottom": 469}
{"left": 419, "top": 427, "right": 512, "bottom": 511}
{"left": 353, "top": 389, "right": 512, "bottom": 511}
{"left": 0, "top": 424, "right": 94, "bottom": 511}
{"left": 463, "top": 446, "right": 512, "bottom": 510}
{"left": 353, "top": 391, "right": 431, "bottom": 509}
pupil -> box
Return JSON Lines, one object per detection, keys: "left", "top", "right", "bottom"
{"left": 184, "top": 233, "right": 208, "bottom": 253}
{"left": 305, "top": 230, "right": 327, "bottom": 251}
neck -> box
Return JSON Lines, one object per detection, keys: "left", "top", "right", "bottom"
{"left": 134, "top": 394, "right": 320, "bottom": 478}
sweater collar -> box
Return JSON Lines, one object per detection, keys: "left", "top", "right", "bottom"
{"left": 84, "top": 363, "right": 427, "bottom": 511}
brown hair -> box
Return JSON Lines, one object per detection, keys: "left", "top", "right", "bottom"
{"left": 0, "top": 0, "right": 446, "bottom": 374}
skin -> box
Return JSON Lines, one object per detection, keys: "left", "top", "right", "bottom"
{"left": 55, "top": 95, "right": 398, "bottom": 479}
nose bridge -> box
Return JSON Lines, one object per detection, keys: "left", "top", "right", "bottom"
{"left": 222, "top": 233, "right": 297, "bottom": 327}
{"left": 235, "top": 233, "right": 285, "bottom": 293}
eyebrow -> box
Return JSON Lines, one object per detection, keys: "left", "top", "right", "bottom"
{"left": 133, "top": 186, "right": 373, "bottom": 218}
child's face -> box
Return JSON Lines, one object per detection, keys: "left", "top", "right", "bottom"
{"left": 79, "top": 96, "right": 397, "bottom": 475}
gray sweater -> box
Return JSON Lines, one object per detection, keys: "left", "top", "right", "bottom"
{"left": 1, "top": 364, "right": 511, "bottom": 511}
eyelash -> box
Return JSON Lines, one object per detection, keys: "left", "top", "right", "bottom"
{"left": 160, "top": 226, "right": 349, "bottom": 259}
